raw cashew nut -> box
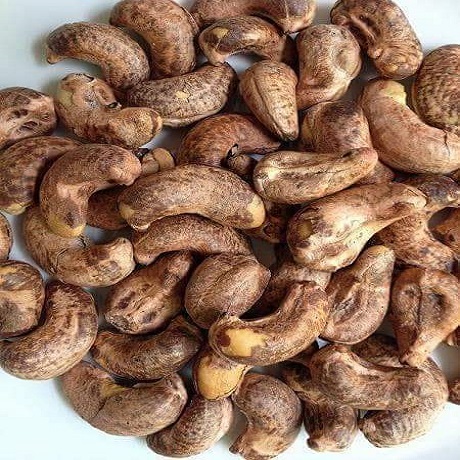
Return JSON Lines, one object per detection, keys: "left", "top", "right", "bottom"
{"left": 61, "top": 362, "right": 188, "bottom": 436}
{"left": 45, "top": 22, "right": 150, "bottom": 90}
{"left": 0, "top": 282, "right": 97, "bottom": 380}
{"left": 105, "top": 251, "right": 195, "bottom": 334}
{"left": 296, "top": 24, "right": 361, "bottom": 110}
{"left": 230, "top": 373, "right": 302, "bottom": 459}
{"left": 0, "top": 87, "right": 57, "bottom": 149}
{"left": 287, "top": 183, "right": 426, "bottom": 271}
{"left": 148, "top": 395, "right": 233, "bottom": 456}
{"left": 0, "top": 214, "right": 12, "bottom": 261}
{"left": 110, "top": 0, "right": 198, "bottom": 79}
{"left": 23, "top": 207, "right": 135, "bottom": 287}
{"left": 91, "top": 316, "right": 202, "bottom": 380}
{"left": 40, "top": 144, "right": 141, "bottom": 238}
{"left": 127, "top": 63, "right": 237, "bottom": 127}
{"left": 331, "top": 0, "right": 423, "bottom": 79}
{"left": 434, "top": 209, "right": 460, "bottom": 256}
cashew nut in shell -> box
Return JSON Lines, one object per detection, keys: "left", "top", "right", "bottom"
{"left": 0, "top": 214, "right": 12, "bottom": 261}
{"left": 434, "top": 208, "right": 460, "bottom": 256}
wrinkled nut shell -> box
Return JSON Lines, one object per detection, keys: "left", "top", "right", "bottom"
{"left": 0, "top": 213, "right": 12, "bottom": 261}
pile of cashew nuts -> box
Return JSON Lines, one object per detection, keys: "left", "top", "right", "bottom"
{"left": 1, "top": 0, "right": 460, "bottom": 457}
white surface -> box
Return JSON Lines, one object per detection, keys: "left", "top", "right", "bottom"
{"left": 0, "top": 0, "right": 460, "bottom": 459}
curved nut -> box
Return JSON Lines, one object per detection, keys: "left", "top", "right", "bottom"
{"left": 127, "top": 63, "right": 237, "bottom": 127}
{"left": 0, "top": 136, "right": 80, "bottom": 215}
{"left": 322, "top": 245, "right": 395, "bottom": 344}
{"left": 185, "top": 254, "right": 269, "bottom": 328}
{"left": 105, "top": 251, "right": 195, "bottom": 334}
{"left": 0, "top": 261, "right": 44, "bottom": 338}
{"left": 40, "top": 144, "right": 141, "bottom": 238}
{"left": 45, "top": 22, "right": 150, "bottom": 90}
{"left": 449, "top": 380, "right": 460, "bottom": 405}
{"left": 0, "top": 281, "right": 97, "bottom": 380}
{"left": 360, "top": 79, "right": 460, "bottom": 174}
{"left": 240, "top": 61, "right": 298, "bottom": 141}
{"left": 0, "top": 87, "right": 57, "bottom": 149}
{"left": 331, "top": 0, "right": 422, "bottom": 79}
{"left": 230, "top": 373, "right": 302, "bottom": 459}
{"left": 0, "top": 214, "right": 12, "bottom": 261}
{"left": 434, "top": 208, "right": 460, "bottom": 256}
{"left": 296, "top": 24, "right": 361, "bottom": 110}
{"left": 390, "top": 268, "right": 460, "bottom": 367}
{"left": 23, "top": 207, "right": 135, "bottom": 287}
{"left": 287, "top": 183, "right": 426, "bottom": 272}
{"left": 110, "top": 0, "right": 198, "bottom": 79}
{"left": 61, "top": 362, "right": 188, "bottom": 436}
{"left": 199, "top": 16, "right": 296, "bottom": 66}
{"left": 91, "top": 315, "right": 202, "bottom": 380}
{"left": 148, "top": 395, "right": 233, "bottom": 456}
{"left": 209, "top": 282, "right": 330, "bottom": 366}
{"left": 253, "top": 148, "right": 378, "bottom": 204}
{"left": 119, "top": 164, "right": 266, "bottom": 231}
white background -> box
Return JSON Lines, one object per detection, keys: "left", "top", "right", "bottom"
{"left": 0, "top": 0, "right": 459, "bottom": 459}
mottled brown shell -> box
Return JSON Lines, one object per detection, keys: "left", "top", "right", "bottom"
{"left": 0, "top": 213, "right": 12, "bottom": 261}
{"left": 434, "top": 208, "right": 460, "bottom": 256}
{"left": 449, "top": 380, "right": 460, "bottom": 405}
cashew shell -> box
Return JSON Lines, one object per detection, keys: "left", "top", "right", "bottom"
{"left": 0, "top": 213, "right": 12, "bottom": 261}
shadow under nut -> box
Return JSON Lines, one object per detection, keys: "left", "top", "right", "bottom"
{"left": 0, "top": 281, "right": 97, "bottom": 380}
{"left": 0, "top": 214, "right": 12, "bottom": 261}
{"left": 46, "top": 22, "right": 150, "bottom": 90}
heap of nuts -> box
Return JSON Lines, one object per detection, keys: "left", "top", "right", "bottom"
{"left": 1, "top": 0, "right": 460, "bottom": 457}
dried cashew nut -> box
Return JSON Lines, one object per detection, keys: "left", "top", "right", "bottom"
{"left": 434, "top": 208, "right": 460, "bottom": 256}
{"left": 0, "top": 214, "right": 12, "bottom": 261}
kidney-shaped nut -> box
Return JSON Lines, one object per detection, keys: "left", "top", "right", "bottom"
{"left": 434, "top": 209, "right": 460, "bottom": 257}
{"left": 253, "top": 148, "right": 378, "bottom": 205}
{"left": 40, "top": 144, "right": 141, "bottom": 238}
{"left": 0, "top": 281, "right": 97, "bottom": 380}
{"left": 111, "top": 0, "right": 198, "bottom": 79}
{"left": 24, "top": 207, "right": 135, "bottom": 287}
{"left": 240, "top": 61, "right": 298, "bottom": 141}
{"left": 331, "top": 0, "right": 422, "bottom": 79}
{"left": 360, "top": 79, "right": 460, "bottom": 174}
{"left": 92, "top": 316, "right": 202, "bottom": 380}
{"left": 287, "top": 183, "right": 426, "bottom": 272}
{"left": 46, "top": 22, "right": 149, "bottom": 91}
{"left": 296, "top": 24, "right": 361, "bottom": 110}
{"left": 230, "top": 373, "right": 302, "bottom": 459}
{"left": 119, "top": 164, "right": 266, "bottom": 231}
{"left": 127, "top": 63, "right": 237, "bottom": 127}
{"left": 0, "top": 87, "right": 57, "bottom": 150}
{"left": 0, "top": 214, "right": 12, "bottom": 261}
{"left": 148, "top": 395, "right": 233, "bottom": 456}
{"left": 61, "top": 362, "right": 188, "bottom": 436}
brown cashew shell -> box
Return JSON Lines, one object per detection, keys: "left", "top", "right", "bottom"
{"left": 434, "top": 208, "right": 460, "bottom": 256}
{"left": 127, "top": 63, "right": 237, "bottom": 127}
{"left": 449, "top": 380, "right": 460, "bottom": 405}
{"left": 61, "top": 362, "right": 188, "bottom": 436}
{"left": 0, "top": 214, "right": 12, "bottom": 261}
{"left": 446, "top": 328, "right": 460, "bottom": 347}
{"left": 0, "top": 281, "right": 97, "bottom": 380}
{"left": 331, "top": 0, "right": 423, "bottom": 79}
{"left": 45, "top": 22, "right": 150, "bottom": 90}
{"left": 110, "top": 0, "right": 198, "bottom": 79}
{"left": 92, "top": 315, "right": 202, "bottom": 380}
{"left": 0, "top": 87, "right": 57, "bottom": 149}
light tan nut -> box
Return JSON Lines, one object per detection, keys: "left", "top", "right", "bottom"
{"left": 191, "top": 0, "right": 317, "bottom": 33}
{"left": 287, "top": 183, "right": 426, "bottom": 272}
{"left": 0, "top": 87, "right": 57, "bottom": 149}
{"left": 119, "top": 164, "right": 266, "bottom": 231}
{"left": 331, "top": 0, "right": 422, "bottom": 79}
{"left": 209, "top": 282, "right": 330, "bottom": 366}
{"left": 0, "top": 136, "right": 80, "bottom": 215}
{"left": 185, "top": 254, "right": 269, "bottom": 329}
{"left": 0, "top": 214, "right": 12, "bottom": 261}
{"left": 434, "top": 208, "right": 460, "bottom": 257}
{"left": 148, "top": 395, "right": 233, "bottom": 456}
{"left": 322, "top": 245, "right": 394, "bottom": 345}
{"left": 40, "top": 144, "right": 141, "bottom": 238}
{"left": 111, "top": 0, "right": 198, "bottom": 79}
{"left": 412, "top": 45, "right": 460, "bottom": 134}
{"left": 240, "top": 61, "right": 298, "bottom": 141}
{"left": 230, "top": 373, "right": 302, "bottom": 459}
{"left": 0, "top": 281, "right": 97, "bottom": 380}
{"left": 127, "top": 63, "right": 237, "bottom": 127}
{"left": 390, "top": 267, "right": 460, "bottom": 367}
{"left": 23, "top": 207, "right": 135, "bottom": 287}
{"left": 92, "top": 315, "right": 202, "bottom": 380}
{"left": 61, "top": 362, "right": 188, "bottom": 436}
{"left": 296, "top": 24, "right": 361, "bottom": 110}
{"left": 449, "top": 380, "right": 460, "bottom": 404}
{"left": 105, "top": 251, "right": 194, "bottom": 335}
{"left": 360, "top": 79, "right": 460, "bottom": 174}
{"left": 253, "top": 148, "right": 378, "bottom": 204}
{"left": 199, "top": 16, "right": 296, "bottom": 66}
{"left": 45, "top": 22, "right": 150, "bottom": 91}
